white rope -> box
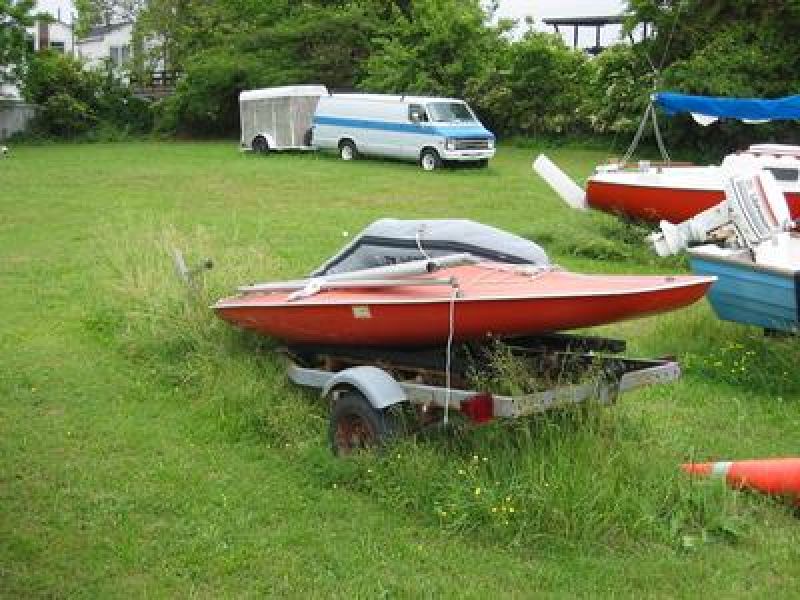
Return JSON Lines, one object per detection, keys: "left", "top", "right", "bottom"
{"left": 650, "top": 103, "right": 671, "bottom": 163}
{"left": 622, "top": 2, "right": 684, "bottom": 166}
{"left": 476, "top": 262, "right": 560, "bottom": 277}
{"left": 621, "top": 102, "right": 653, "bottom": 166}
{"left": 658, "top": 1, "right": 685, "bottom": 73}
{"left": 416, "top": 224, "right": 432, "bottom": 260}
{"left": 414, "top": 224, "right": 455, "bottom": 425}
{"left": 443, "top": 282, "right": 457, "bottom": 425}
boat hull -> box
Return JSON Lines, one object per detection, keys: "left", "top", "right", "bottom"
{"left": 214, "top": 266, "right": 714, "bottom": 346}
{"left": 586, "top": 177, "right": 800, "bottom": 224}
{"left": 689, "top": 250, "right": 799, "bottom": 333}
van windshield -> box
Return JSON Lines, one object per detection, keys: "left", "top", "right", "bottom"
{"left": 426, "top": 102, "right": 476, "bottom": 123}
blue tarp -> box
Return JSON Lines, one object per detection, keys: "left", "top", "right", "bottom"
{"left": 654, "top": 92, "right": 800, "bottom": 121}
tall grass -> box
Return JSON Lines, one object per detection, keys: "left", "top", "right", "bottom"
{"left": 89, "top": 220, "right": 782, "bottom": 554}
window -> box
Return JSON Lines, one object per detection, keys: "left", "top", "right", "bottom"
{"left": 110, "top": 45, "right": 131, "bottom": 66}
{"left": 765, "top": 167, "right": 799, "bottom": 183}
{"left": 49, "top": 41, "right": 65, "bottom": 53}
{"left": 426, "top": 102, "right": 476, "bottom": 123}
{"left": 408, "top": 104, "right": 428, "bottom": 123}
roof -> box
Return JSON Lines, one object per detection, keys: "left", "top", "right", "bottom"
{"left": 82, "top": 21, "right": 133, "bottom": 40}
{"left": 542, "top": 15, "right": 625, "bottom": 27}
{"left": 329, "top": 93, "right": 465, "bottom": 104}
{"left": 240, "top": 85, "right": 329, "bottom": 101}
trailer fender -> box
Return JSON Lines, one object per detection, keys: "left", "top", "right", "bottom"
{"left": 252, "top": 132, "right": 277, "bottom": 150}
{"left": 323, "top": 366, "right": 407, "bottom": 410}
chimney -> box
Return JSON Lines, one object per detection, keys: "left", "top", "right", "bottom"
{"left": 38, "top": 20, "right": 50, "bottom": 51}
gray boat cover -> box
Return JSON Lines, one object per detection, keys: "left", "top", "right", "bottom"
{"left": 311, "top": 219, "right": 549, "bottom": 276}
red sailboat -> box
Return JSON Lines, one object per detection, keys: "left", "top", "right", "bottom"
{"left": 535, "top": 92, "right": 800, "bottom": 224}
{"left": 213, "top": 220, "right": 713, "bottom": 347}
{"left": 585, "top": 145, "right": 800, "bottom": 223}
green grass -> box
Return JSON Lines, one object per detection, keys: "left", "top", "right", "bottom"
{"left": 2, "top": 141, "right": 800, "bottom": 598}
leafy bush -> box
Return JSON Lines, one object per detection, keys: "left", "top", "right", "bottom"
{"left": 500, "top": 32, "right": 589, "bottom": 136}
{"left": 155, "top": 51, "right": 256, "bottom": 136}
{"left": 157, "top": 3, "right": 379, "bottom": 137}
{"left": 21, "top": 51, "right": 152, "bottom": 139}
{"left": 361, "top": 0, "right": 504, "bottom": 99}
{"left": 580, "top": 44, "right": 654, "bottom": 136}
{"left": 39, "top": 92, "right": 97, "bottom": 136}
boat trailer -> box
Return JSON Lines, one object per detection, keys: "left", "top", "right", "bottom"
{"left": 281, "top": 333, "right": 681, "bottom": 455}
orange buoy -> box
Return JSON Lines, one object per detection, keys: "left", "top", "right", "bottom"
{"left": 682, "top": 458, "right": 800, "bottom": 503}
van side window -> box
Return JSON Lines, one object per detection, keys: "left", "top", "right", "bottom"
{"left": 765, "top": 167, "right": 799, "bottom": 182}
{"left": 409, "top": 104, "right": 428, "bottom": 123}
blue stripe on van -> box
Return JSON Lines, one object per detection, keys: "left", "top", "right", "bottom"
{"left": 312, "top": 115, "right": 493, "bottom": 139}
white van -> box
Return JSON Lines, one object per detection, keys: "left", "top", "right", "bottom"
{"left": 311, "top": 94, "right": 496, "bottom": 170}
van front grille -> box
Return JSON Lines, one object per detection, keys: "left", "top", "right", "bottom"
{"left": 454, "top": 138, "right": 490, "bottom": 150}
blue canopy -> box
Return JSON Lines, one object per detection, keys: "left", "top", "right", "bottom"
{"left": 654, "top": 92, "right": 800, "bottom": 121}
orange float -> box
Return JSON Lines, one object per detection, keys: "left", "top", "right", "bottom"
{"left": 682, "top": 458, "right": 800, "bottom": 504}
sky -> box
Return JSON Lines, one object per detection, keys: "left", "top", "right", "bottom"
{"left": 494, "top": 0, "right": 628, "bottom": 46}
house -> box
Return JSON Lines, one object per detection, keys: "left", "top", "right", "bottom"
{"left": 0, "top": 1, "right": 75, "bottom": 138}
{"left": 76, "top": 22, "right": 134, "bottom": 69}
{"left": 0, "top": 10, "right": 75, "bottom": 101}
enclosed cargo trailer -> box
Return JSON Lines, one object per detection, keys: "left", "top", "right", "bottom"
{"left": 239, "top": 84, "right": 328, "bottom": 152}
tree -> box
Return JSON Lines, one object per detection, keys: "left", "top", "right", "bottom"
{"left": 623, "top": 0, "right": 800, "bottom": 154}
{"left": 156, "top": 1, "right": 384, "bottom": 135}
{"left": 361, "top": 0, "right": 508, "bottom": 98}
{"left": 0, "top": 0, "right": 36, "bottom": 85}
{"left": 73, "top": 0, "right": 145, "bottom": 36}
{"left": 21, "top": 51, "right": 152, "bottom": 137}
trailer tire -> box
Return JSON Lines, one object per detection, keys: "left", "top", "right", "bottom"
{"left": 420, "top": 148, "right": 442, "bottom": 171}
{"left": 329, "top": 389, "right": 397, "bottom": 456}
{"left": 252, "top": 136, "right": 269, "bottom": 154}
{"left": 339, "top": 139, "right": 358, "bottom": 161}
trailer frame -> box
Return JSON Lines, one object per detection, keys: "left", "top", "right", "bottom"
{"left": 281, "top": 333, "right": 681, "bottom": 454}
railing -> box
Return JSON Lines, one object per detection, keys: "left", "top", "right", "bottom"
{"left": 130, "top": 70, "right": 182, "bottom": 97}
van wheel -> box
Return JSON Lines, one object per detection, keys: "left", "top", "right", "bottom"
{"left": 476, "top": 159, "right": 489, "bottom": 168}
{"left": 252, "top": 136, "right": 269, "bottom": 154}
{"left": 329, "top": 390, "right": 397, "bottom": 456}
{"left": 420, "top": 148, "right": 442, "bottom": 171}
{"left": 339, "top": 140, "right": 358, "bottom": 161}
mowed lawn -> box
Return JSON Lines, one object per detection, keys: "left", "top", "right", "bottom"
{"left": 2, "top": 141, "right": 799, "bottom": 598}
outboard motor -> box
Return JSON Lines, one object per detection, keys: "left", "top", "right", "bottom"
{"left": 648, "top": 158, "right": 794, "bottom": 257}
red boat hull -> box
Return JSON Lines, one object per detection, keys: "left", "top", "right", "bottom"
{"left": 586, "top": 180, "right": 800, "bottom": 224}
{"left": 214, "top": 265, "right": 714, "bottom": 346}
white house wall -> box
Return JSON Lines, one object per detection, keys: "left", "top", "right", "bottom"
{"left": 77, "top": 23, "right": 134, "bottom": 67}
{"left": 33, "top": 21, "right": 75, "bottom": 53}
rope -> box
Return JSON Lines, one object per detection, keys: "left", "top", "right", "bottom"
{"left": 443, "top": 283, "right": 457, "bottom": 425}
{"left": 416, "top": 224, "right": 432, "bottom": 260}
{"left": 658, "top": 1, "right": 684, "bottom": 73}
{"left": 415, "top": 224, "right": 455, "bottom": 426}
{"left": 621, "top": 102, "right": 653, "bottom": 166}
{"left": 621, "top": 2, "right": 684, "bottom": 167}
{"left": 651, "top": 102, "right": 671, "bottom": 163}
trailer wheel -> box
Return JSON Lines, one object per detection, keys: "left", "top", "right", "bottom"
{"left": 338, "top": 139, "right": 358, "bottom": 161}
{"left": 329, "top": 389, "right": 397, "bottom": 456}
{"left": 252, "top": 136, "right": 269, "bottom": 154}
{"left": 475, "top": 159, "right": 489, "bottom": 168}
{"left": 420, "top": 148, "right": 442, "bottom": 171}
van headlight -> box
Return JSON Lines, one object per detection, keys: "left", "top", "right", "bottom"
{"left": 446, "top": 138, "right": 456, "bottom": 151}
{"left": 487, "top": 138, "right": 495, "bottom": 149}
